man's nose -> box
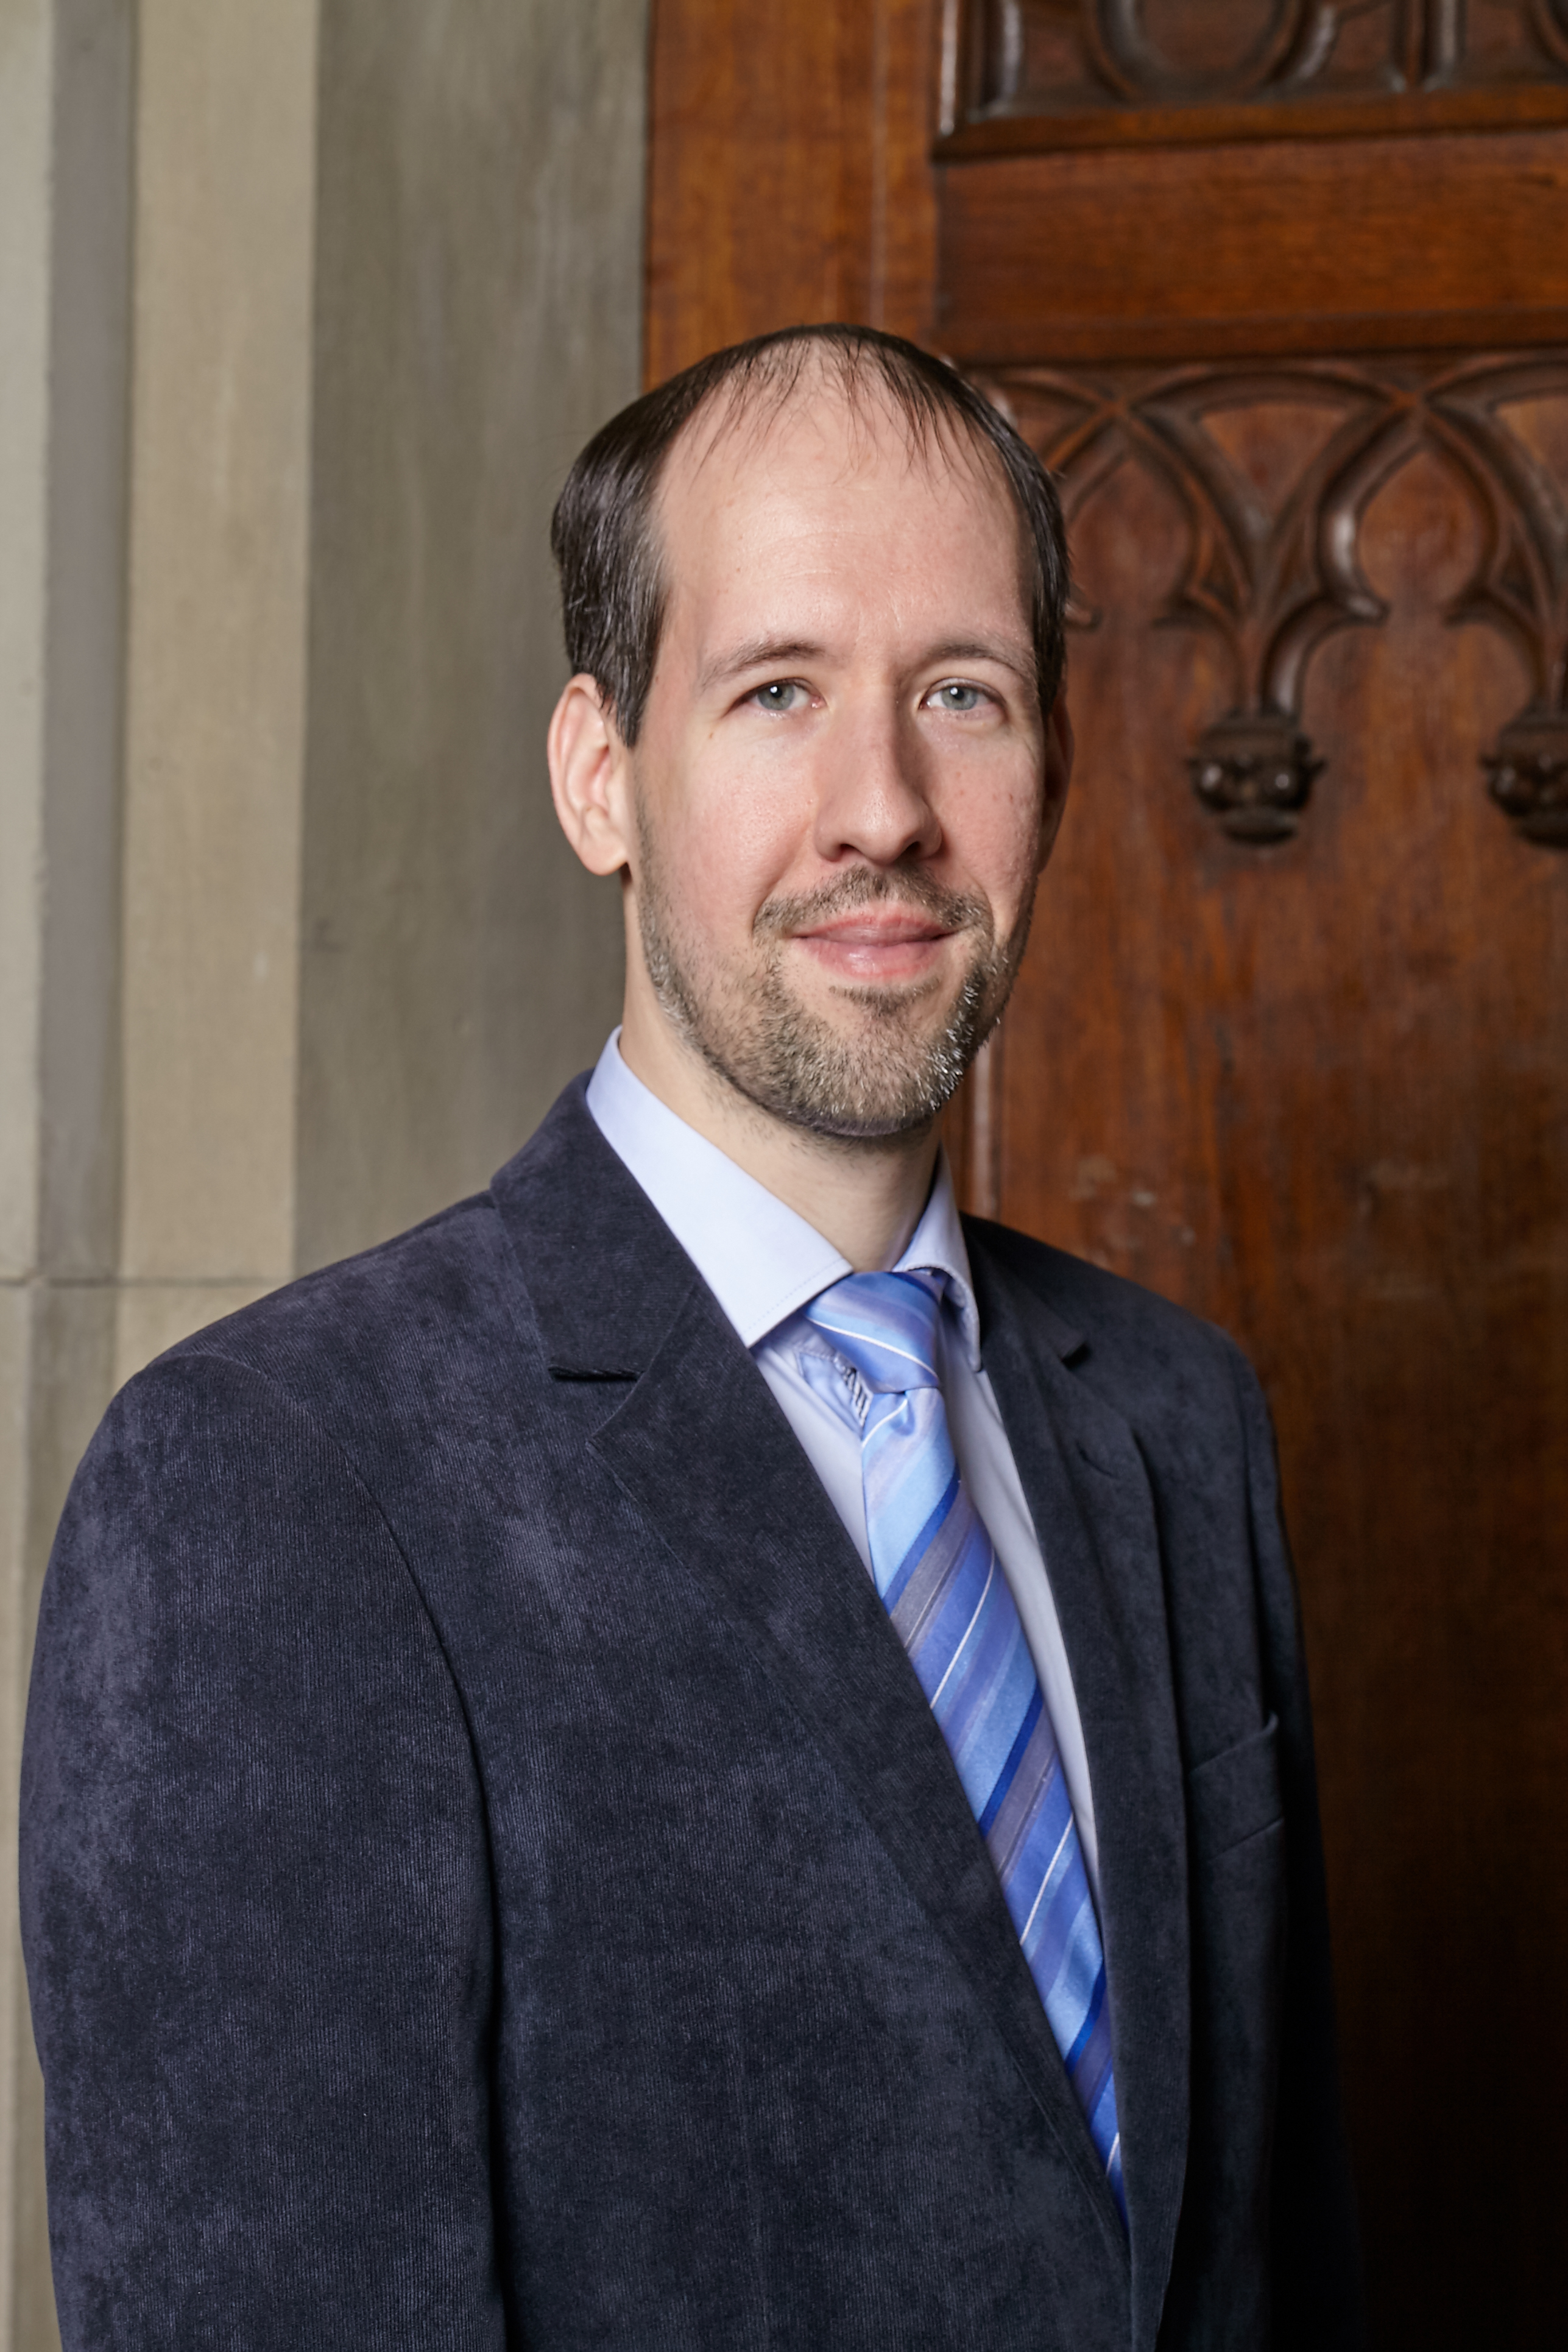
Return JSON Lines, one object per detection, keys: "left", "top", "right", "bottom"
{"left": 810, "top": 702, "right": 942, "bottom": 867}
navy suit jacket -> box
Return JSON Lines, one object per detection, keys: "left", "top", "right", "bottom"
{"left": 21, "top": 1080, "right": 1361, "bottom": 2348}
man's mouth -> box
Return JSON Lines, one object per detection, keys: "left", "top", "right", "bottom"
{"left": 789, "top": 908, "right": 958, "bottom": 984}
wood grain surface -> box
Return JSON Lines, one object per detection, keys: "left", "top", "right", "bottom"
{"left": 646, "top": 0, "right": 940, "bottom": 383}
{"left": 645, "top": 7, "right": 1568, "bottom": 2342}
{"left": 991, "top": 389, "right": 1568, "bottom": 2345}
{"left": 939, "top": 131, "right": 1568, "bottom": 362}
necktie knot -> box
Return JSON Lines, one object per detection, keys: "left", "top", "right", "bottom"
{"left": 802, "top": 1270, "right": 945, "bottom": 1397}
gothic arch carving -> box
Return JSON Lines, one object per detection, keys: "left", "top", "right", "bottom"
{"left": 1082, "top": 1, "right": 1326, "bottom": 102}
{"left": 954, "top": 0, "right": 1568, "bottom": 132}
{"left": 980, "top": 353, "right": 1568, "bottom": 844}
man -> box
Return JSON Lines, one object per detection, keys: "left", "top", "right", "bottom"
{"left": 22, "top": 325, "right": 1361, "bottom": 2348}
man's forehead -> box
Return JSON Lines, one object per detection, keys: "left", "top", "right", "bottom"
{"left": 654, "top": 370, "right": 1016, "bottom": 542}
{"left": 645, "top": 381, "right": 1038, "bottom": 702}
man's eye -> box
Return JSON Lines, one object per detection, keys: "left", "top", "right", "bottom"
{"left": 750, "top": 680, "right": 808, "bottom": 713}
{"left": 928, "top": 682, "right": 985, "bottom": 713}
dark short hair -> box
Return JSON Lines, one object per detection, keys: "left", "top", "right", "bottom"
{"left": 550, "top": 322, "right": 1069, "bottom": 747}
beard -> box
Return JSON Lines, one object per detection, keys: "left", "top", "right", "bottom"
{"left": 635, "top": 821, "right": 1034, "bottom": 1141}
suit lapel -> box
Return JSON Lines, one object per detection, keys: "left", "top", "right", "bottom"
{"left": 969, "top": 1229, "right": 1191, "bottom": 2352}
{"left": 592, "top": 1277, "right": 1127, "bottom": 2257}
{"left": 492, "top": 1089, "right": 1126, "bottom": 2259}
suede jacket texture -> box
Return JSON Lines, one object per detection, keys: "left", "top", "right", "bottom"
{"left": 21, "top": 1078, "right": 1362, "bottom": 2350}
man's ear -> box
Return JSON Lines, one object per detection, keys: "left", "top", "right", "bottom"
{"left": 1037, "top": 688, "right": 1075, "bottom": 872}
{"left": 548, "top": 674, "right": 635, "bottom": 877}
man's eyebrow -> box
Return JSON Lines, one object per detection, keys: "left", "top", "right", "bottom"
{"left": 696, "top": 637, "right": 826, "bottom": 694}
{"left": 696, "top": 633, "right": 1038, "bottom": 695}
{"left": 925, "top": 636, "right": 1038, "bottom": 685}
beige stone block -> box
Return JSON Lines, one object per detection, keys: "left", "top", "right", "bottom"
{"left": 0, "top": 1282, "right": 30, "bottom": 2349}
{"left": 294, "top": 0, "right": 641, "bottom": 1271}
{"left": 0, "top": 1276, "right": 110, "bottom": 2352}
{"left": 0, "top": 0, "right": 51, "bottom": 1287}
{"left": 0, "top": 1274, "right": 119, "bottom": 2352}
{"left": 0, "top": 1285, "right": 32, "bottom": 1712}
{"left": 119, "top": 0, "right": 320, "bottom": 1287}
{"left": 5, "top": 1982, "right": 52, "bottom": 2352}
{"left": 2, "top": 0, "right": 130, "bottom": 2328}
{"left": 0, "top": 1277, "right": 118, "bottom": 1926}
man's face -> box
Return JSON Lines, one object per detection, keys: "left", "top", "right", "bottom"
{"left": 623, "top": 384, "right": 1066, "bottom": 1139}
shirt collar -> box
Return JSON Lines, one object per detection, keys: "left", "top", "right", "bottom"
{"left": 584, "top": 1031, "right": 981, "bottom": 1367}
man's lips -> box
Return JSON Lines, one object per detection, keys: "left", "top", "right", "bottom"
{"left": 788, "top": 912, "right": 959, "bottom": 981}
{"left": 796, "top": 915, "right": 953, "bottom": 946}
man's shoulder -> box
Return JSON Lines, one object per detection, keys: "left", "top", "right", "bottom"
{"left": 111, "top": 1076, "right": 637, "bottom": 1465}
{"left": 133, "top": 1184, "right": 532, "bottom": 1452}
{"left": 58, "top": 1181, "right": 553, "bottom": 1584}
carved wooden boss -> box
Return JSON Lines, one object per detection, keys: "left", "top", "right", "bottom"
{"left": 937, "top": 1, "right": 1568, "bottom": 846}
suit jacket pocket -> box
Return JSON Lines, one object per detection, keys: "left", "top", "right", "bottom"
{"left": 1185, "top": 1712, "right": 1283, "bottom": 1860}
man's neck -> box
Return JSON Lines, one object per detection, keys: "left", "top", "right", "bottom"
{"left": 616, "top": 1001, "right": 942, "bottom": 1274}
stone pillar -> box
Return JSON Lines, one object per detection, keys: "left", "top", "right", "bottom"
{"left": 0, "top": 1, "right": 645, "bottom": 2336}
{"left": 0, "top": 4, "right": 134, "bottom": 2341}
{"left": 115, "top": 0, "right": 321, "bottom": 1379}
{"left": 297, "top": 0, "right": 638, "bottom": 1270}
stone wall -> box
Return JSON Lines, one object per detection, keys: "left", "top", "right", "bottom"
{"left": 0, "top": 1, "right": 643, "bottom": 2335}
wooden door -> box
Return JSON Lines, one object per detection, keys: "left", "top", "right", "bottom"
{"left": 647, "top": 10, "right": 1568, "bottom": 2343}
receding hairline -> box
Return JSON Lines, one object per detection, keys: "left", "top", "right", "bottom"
{"left": 549, "top": 322, "right": 1069, "bottom": 744}
{"left": 654, "top": 340, "right": 1026, "bottom": 521}
{"left": 644, "top": 344, "right": 1036, "bottom": 634}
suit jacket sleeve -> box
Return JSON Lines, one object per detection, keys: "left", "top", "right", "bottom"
{"left": 1227, "top": 1341, "right": 1365, "bottom": 2351}
{"left": 19, "top": 1352, "right": 505, "bottom": 2349}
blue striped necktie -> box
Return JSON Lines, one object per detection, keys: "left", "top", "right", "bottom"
{"left": 802, "top": 1268, "right": 1126, "bottom": 2226}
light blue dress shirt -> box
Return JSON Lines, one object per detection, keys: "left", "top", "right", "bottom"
{"left": 586, "top": 1031, "right": 1100, "bottom": 1901}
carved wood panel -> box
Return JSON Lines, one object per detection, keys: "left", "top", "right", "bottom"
{"left": 981, "top": 353, "right": 1568, "bottom": 841}
{"left": 954, "top": 366, "right": 1568, "bottom": 2345}
{"left": 952, "top": 0, "right": 1568, "bottom": 122}
{"left": 646, "top": 6, "right": 1568, "bottom": 2340}
{"left": 934, "top": 15, "right": 1568, "bottom": 2348}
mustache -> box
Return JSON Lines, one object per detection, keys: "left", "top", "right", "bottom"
{"left": 755, "top": 864, "right": 992, "bottom": 941}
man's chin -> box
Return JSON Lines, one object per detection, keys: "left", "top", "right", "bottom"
{"left": 711, "top": 989, "right": 997, "bottom": 1142}
{"left": 641, "top": 908, "right": 1012, "bottom": 1142}
{"left": 773, "top": 1098, "right": 944, "bottom": 1145}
